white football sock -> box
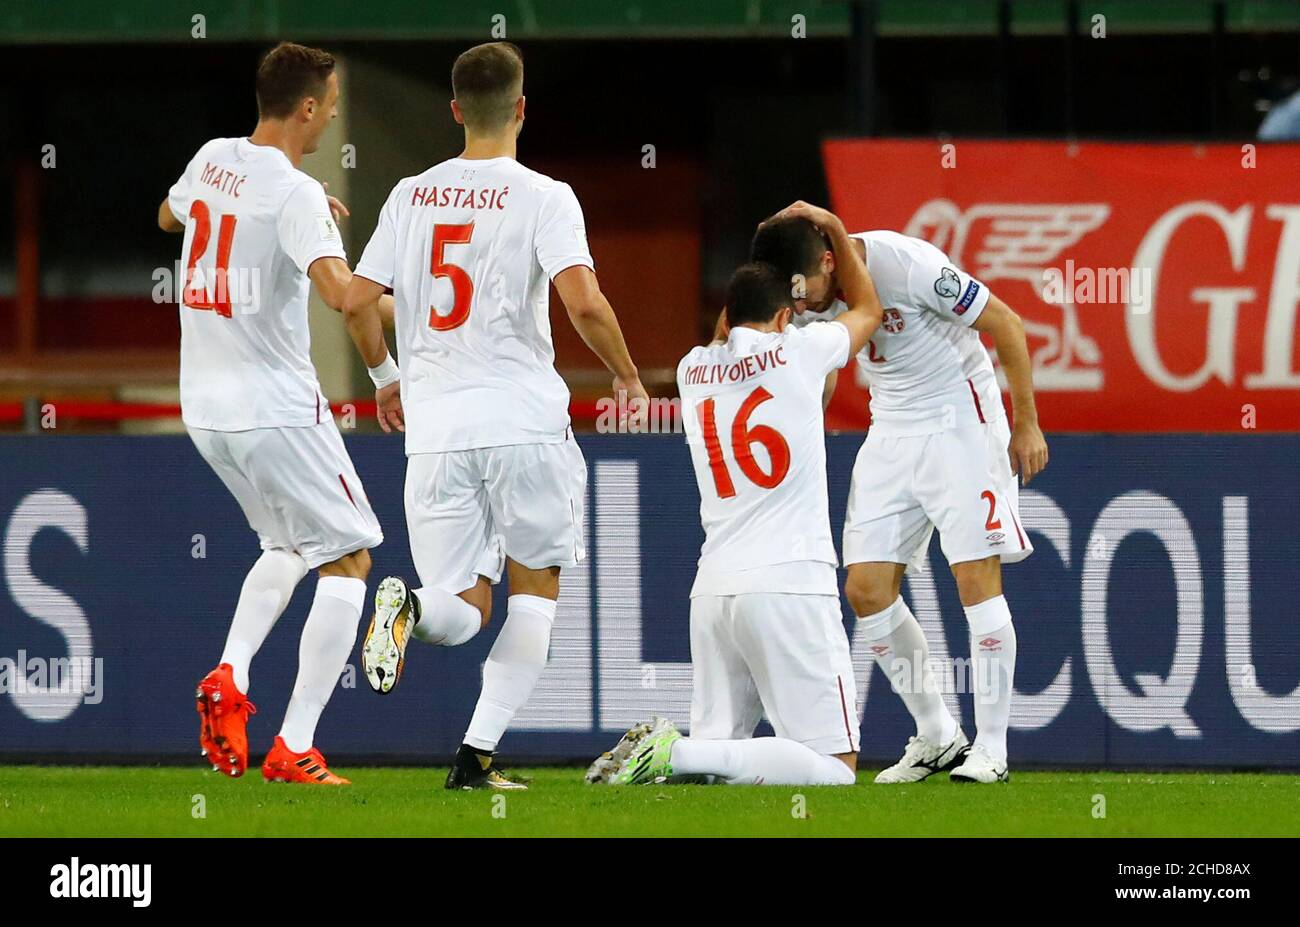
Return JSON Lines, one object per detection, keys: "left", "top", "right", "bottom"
{"left": 858, "top": 597, "right": 957, "bottom": 744}
{"left": 965, "top": 595, "right": 1017, "bottom": 765}
{"left": 279, "top": 576, "right": 366, "bottom": 754}
{"left": 671, "top": 738, "right": 856, "bottom": 786}
{"left": 463, "top": 594, "right": 555, "bottom": 752}
{"left": 220, "top": 550, "right": 308, "bottom": 693}
{"left": 411, "top": 587, "right": 482, "bottom": 646}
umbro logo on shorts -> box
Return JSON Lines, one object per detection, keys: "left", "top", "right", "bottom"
{"left": 987, "top": 531, "right": 1005, "bottom": 544}
{"left": 871, "top": 644, "right": 890, "bottom": 656}
{"left": 978, "top": 637, "right": 1002, "bottom": 651}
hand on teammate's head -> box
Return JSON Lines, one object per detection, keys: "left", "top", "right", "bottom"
{"left": 776, "top": 200, "right": 837, "bottom": 231}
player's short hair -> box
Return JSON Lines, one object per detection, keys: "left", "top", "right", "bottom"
{"left": 725, "top": 262, "right": 796, "bottom": 329}
{"left": 255, "top": 42, "right": 336, "bottom": 119}
{"left": 452, "top": 42, "right": 525, "bottom": 131}
{"left": 750, "top": 216, "right": 831, "bottom": 280}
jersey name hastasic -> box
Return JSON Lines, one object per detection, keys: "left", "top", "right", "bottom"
{"left": 355, "top": 157, "right": 594, "bottom": 455}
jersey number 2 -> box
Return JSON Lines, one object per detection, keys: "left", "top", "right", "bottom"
{"left": 697, "top": 386, "right": 791, "bottom": 499}
{"left": 429, "top": 223, "right": 474, "bottom": 331}
{"left": 981, "top": 490, "right": 1002, "bottom": 530}
{"left": 183, "top": 199, "right": 237, "bottom": 318}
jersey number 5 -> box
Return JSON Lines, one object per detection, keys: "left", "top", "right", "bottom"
{"left": 697, "top": 386, "right": 791, "bottom": 499}
{"left": 429, "top": 223, "right": 474, "bottom": 331}
{"left": 183, "top": 199, "right": 237, "bottom": 318}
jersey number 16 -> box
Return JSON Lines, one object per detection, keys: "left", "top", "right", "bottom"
{"left": 697, "top": 386, "right": 791, "bottom": 499}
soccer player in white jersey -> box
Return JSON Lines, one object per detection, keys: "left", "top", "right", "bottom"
{"left": 341, "top": 43, "right": 648, "bottom": 790}
{"left": 591, "top": 203, "right": 883, "bottom": 787}
{"left": 750, "top": 205, "right": 1050, "bottom": 784}
{"left": 159, "top": 43, "right": 393, "bottom": 785}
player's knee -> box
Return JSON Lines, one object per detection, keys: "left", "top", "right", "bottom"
{"left": 318, "top": 548, "right": 371, "bottom": 580}
{"left": 339, "top": 548, "right": 371, "bottom": 580}
{"left": 952, "top": 558, "right": 1000, "bottom": 608}
{"left": 506, "top": 561, "right": 560, "bottom": 600}
{"left": 844, "top": 574, "right": 893, "bottom": 618}
{"left": 830, "top": 752, "right": 858, "bottom": 783}
{"left": 460, "top": 579, "right": 493, "bottom": 629}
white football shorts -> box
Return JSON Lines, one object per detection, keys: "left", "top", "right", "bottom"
{"left": 405, "top": 434, "right": 587, "bottom": 594}
{"left": 188, "top": 421, "right": 383, "bottom": 569}
{"left": 842, "top": 416, "right": 1032, "bottom": 573}
{"left": 689, "top": 592, "right": 859, "bottom": 756}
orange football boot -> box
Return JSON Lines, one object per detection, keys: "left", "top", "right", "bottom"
{"left": 262, "top": 736, "right": 351, "bottom": 785}
{"left": 195, "top": 663, "right": 257, "bottom": 777}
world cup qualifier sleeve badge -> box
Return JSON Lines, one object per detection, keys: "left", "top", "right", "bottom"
{"left": 934, "top": 266, "right": 961, "bottom": 299}
{"left": 934, "top": 266, "right": 982, "bottom": 316}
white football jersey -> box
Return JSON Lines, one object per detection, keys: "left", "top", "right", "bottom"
{"left": 168, "top": 137, "right": 345, "bottom": 431}
{"left": 355, "top": 156, "right": 594, "bottom": 454}
{"left": 677, "top": 322, "right": 851, "bottom": 596}
{"left": 792, "top": 230, "right": 1000, "bottom": 435}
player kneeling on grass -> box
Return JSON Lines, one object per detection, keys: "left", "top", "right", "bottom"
{"left": 751, "top": 201, "right": 1050, "bottom": 784}
{"left": 589, "top": 204, "right": 883, "bottom": 787}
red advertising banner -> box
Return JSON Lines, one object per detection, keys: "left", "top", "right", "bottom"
{"left": 821, "top": 140, "right": 1300, "bottom": 432}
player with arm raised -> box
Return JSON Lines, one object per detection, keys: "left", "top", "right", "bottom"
{"left": 160, "top": 43, "right": 395, "bottom": 785}
{"left": 591, "top": 203, "right": 882, "bottom": 787}
{"left": 342, "top": 42, "right": 648, "bottom": 791}
{"left": 751, "top": 203, "right": 1050, "bottom": 784}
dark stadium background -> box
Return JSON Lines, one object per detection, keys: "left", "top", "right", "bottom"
{"left": 3, "top": 1, "right": 1298, "bottom": 411}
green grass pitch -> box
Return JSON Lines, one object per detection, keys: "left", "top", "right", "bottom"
{"left": 3, "top": 766, "right": 1298, "bottom": 837}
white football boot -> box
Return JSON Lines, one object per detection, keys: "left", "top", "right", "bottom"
{"left": 873, "top": 727, "right": 971, "bottom": 784}
{"left": 362, "top": 576, "right": 419, "bottom": 694}
{"left": 949, "top": 743, "right": 1009, "bottom": 783}
{"left": 584, "top": 719, "right": 658, "bottom": 784}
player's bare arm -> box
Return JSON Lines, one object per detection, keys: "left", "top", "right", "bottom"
{"left": 157, "top": 197, "right": 184, "bottom": 233}
{"left": 303, "top": 188, "right": 394, "bottom": 328}
{"left": 307, "top": 256, "right": 396, "bottom": 327}
{"left": 820, "top": 370, "right": 838, "bottom": 410}
{"left": 308, "top": 256, "right": 355, "bottom": 310}
{"left": 342, "top": 273, "right": 404, "bottom": 433}
{"left": 710, "top": 306, "right": 729, "bottom": 344}
{"left": 972, "top": 294, "right": 1049, "bottom": 484}
{"left": 553, "top": 264, "right": 649, "bottom": 412}
{"left": 777, "top": 200, "right": 884, "bottom": 357}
